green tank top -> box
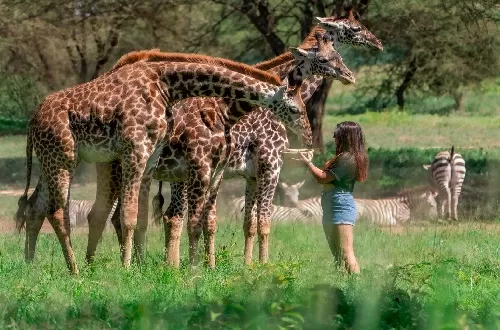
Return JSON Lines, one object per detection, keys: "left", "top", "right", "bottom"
{"left": 324, "top": 152, "right": 357, "bottom": 192}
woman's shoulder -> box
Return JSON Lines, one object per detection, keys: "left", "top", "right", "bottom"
{"left": 338, "top": 152, "right": 355, "bottom": 162}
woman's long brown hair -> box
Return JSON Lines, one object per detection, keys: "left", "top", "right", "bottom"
{"left": 323, "top": 121, "right": 368, "bottom": 182}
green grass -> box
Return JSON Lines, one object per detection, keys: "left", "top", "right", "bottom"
{"left": 0, "top": 135, "right": 28, "bottom": 159}
{"left": 0, "top": 221, "right": 498, "bottom": 328}
{"left": 322, "top": 111, "right": 500, "bottom": 150}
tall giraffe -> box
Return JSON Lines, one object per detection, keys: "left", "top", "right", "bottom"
{"left": 15, "top": 53, "right": 312, "bottom": 274}
{"left": 152, "top": 9, "right": 383, "bottom": 266}
{"left": 88, "top": 32, "right": 355, "bottom": 268}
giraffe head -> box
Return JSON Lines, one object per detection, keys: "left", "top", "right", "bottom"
{"left": 270, "top": 85, "right": 312, "bottom": 147}
{"left": 289, "top": 32, "right": 355, "bottom": 85}
{"left": 315, "top": 6, "right": 383, "bottom": 51}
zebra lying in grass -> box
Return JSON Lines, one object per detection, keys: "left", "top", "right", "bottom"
{"left": 227, "top": 196, "right": 318, "bottom": 224}
{"left": 354, "top": 187, "right": 438, "bottom": 226}
{"left": 423, "top": 146, "right": 466, "bottom": 221}
{"left": 68, "top": 199, "right": 118, "bottom": 228}
{"left": 18, "top": 196, "right": 118, "bottom": 229}
{"left": 277, "top": 183, "right": 438, "bottom": 226}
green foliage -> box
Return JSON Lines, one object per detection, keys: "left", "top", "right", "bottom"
{"left": 0, "top": 117, "right": 28, "bottom": 135}
{"left": 347, "top": 0, "right": 500, "bottom": 110}
{"left": 0, "top": 74, "right": 41, "bottom": 120}
{"left": 0, "top": 222, "right": 498, "bottom": 328}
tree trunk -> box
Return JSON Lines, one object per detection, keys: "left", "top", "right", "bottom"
{"left": 396, "top": 88, "right": 405, "bottom": 110}
{"left": 395, "top": 58, "right": 417, "bottom": 110}
{"left": 307, "top": 78, "right": 333, "bottom": 153}
{"left": 453, "top": 92, "right": 463, "bottom": 111}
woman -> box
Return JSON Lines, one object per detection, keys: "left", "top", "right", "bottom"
{"left": 298, "top": 121, "right": 368, "bottom": 274}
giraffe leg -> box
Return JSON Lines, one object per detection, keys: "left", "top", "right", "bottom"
{"left": 187, "top": 167, "right": 211, "bottom": 267}
{"left": 120, "top": 150, "right": 150, "bottom": 269}
{"left": 201, "top": 171, "right": 224, "bottom": 268}
{"left": 110, "top": 200, "right": 123, "bottom": 252}
{"left": 133, "top": 175, "right": 152, "bottom": 264}
{"left": 86, "top": 161, "right": 121, "bottom": 263}
{"left": 256, "top": 168, "right": 279, "bottom": 264}
{"left": 24, "top": 181, "right": 47, "bottom": 262}
{"left": 44, "top": 166, "right": 78, "bottom": 275}
{"left": 164, "top": 182, "right": 187, "bottom": 267}
{"left": 243, "top": 179, "right": 258, "bottom": 265}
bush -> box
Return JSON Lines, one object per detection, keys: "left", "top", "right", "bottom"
{"left": 0, "top": 73, "right": 41, "bottom": 120}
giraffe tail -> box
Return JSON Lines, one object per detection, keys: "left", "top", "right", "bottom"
{"left": 15, "top": 128, "right": 34, "bottom": 232}
{"left": 152, "top": 181, "right": 164, "bottom": 226}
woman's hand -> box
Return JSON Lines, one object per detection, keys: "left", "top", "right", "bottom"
{"left": 298, "top": 152, "right": 312, "bottom": 164}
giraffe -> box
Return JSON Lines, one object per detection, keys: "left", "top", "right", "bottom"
{"left": 88, "top": 31, "right": 355, "bottom": 269}
{"left": 316, "top": 7, "right": 383, "bottom": 51}
{"left": 152, "top": 9, "right": 384, "bottom": 266}
{"left": 15, "top": 53, "right": 312, "bottom": 274}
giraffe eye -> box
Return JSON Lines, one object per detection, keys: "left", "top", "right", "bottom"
{"left": 351, "top": 26, "right": 362, "bottom": 32}
{"left": 319, "top": 58, "right": 329, "bottom": 63}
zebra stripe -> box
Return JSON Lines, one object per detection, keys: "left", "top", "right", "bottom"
{"left": 278, "top": 187, "right": 438, "bottom": 226}
{"left": 424, "top": 146, "right": 466, "bottom": 220}
{"left": 228, "top": 196, "right": 317, "bottom": 224}
{"left": 68, "top": 199, "right": 118, "bottom": 228}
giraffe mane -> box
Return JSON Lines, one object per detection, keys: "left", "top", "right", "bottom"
{"left": 112, "top": 49, "right": 282, "bottom": 86}
{"left": 254, "top": 26, "right": 327, "bottom": 71}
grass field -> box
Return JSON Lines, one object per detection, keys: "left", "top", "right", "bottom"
{"left": 0, "top": 79, "right": 499, "bottom": 328}
{"left": 0, "top": 221, "right": 498, "bottom": 329}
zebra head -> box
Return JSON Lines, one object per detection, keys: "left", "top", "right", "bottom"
{"left": 277, "top": 180, "right": 305, "bottom": 207}
{"left": 403, "top": 188, "right": 439, "bottom": 219}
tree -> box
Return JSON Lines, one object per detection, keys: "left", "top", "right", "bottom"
{"left": 201, "top": 0, "right": 377, "bottom": 152}
{"left": 350, "top": 0, "right": 500, "bottom": 111}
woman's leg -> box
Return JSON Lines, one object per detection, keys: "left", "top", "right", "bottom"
{"left": 322, "top": 223, "right": 341, "bottom": 265}
{"left": 337, "top": 224, "right": 360, "bottom": 274}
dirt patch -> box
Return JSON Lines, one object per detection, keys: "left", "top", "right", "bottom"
{"left": 0, "top": 187, "right": 35, "bottom": 197}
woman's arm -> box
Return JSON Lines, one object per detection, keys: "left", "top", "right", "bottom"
{"left": 303, "top": 160, "right": 335, "bottom": 184}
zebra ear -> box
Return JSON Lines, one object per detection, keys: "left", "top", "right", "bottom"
{"left": 423, "top": 165, "right": 431, "bottom": 170}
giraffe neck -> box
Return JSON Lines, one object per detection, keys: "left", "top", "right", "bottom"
{"left": 265, "top": 56, "right": 324, "bottom": 103}
{"left": 152, "top": 62, "right": 286, "bottom": 111}
{"left": 220, "top": 55, "right": 323, "bottom": 124}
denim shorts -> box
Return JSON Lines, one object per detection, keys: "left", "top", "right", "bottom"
{"left": 321, "top": 189, "right": 357, "bottom": 225}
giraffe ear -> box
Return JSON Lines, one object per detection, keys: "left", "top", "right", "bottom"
{"left": 286, "top": 85, "right": 300, "bottom": 96}
{"left": 297, "top": 180, "right": 305, "bottom": 189}
{"left": 316, "top": 16, "right": 344, "bottom": 30}
{"left": 289, "top": 47, "right": 313, "bottom": 60}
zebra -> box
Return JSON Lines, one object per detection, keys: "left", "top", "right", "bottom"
{"left": 277, "top": 183, "right": 438, "bottom": 226}
{"left": 227, "top": 196, "right": 318, "bottom": 224}
{"left": 275, "top": 181, "right": 305, "bottom": 206}
{"left": 354, "top": 187, "right": 438, "bottom": 226}
{"left": 68, "top": 199, "right": 118, "bottom": 228}
{"left": 423, "top": 146, "right": 466, "bottom": 221}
